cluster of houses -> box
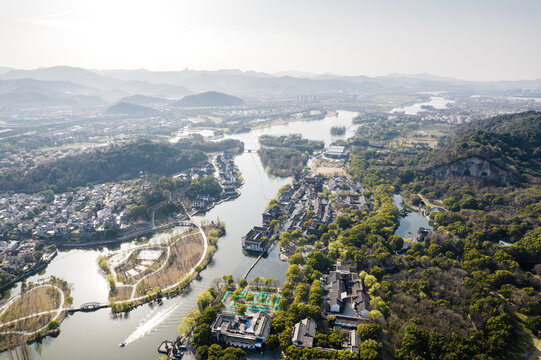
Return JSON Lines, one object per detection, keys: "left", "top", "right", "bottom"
{"left": 289, "top": 264, "right": 369, "bottom": 354}
{"left": 207, "top": 262, "right": 370, "bottom": 354}
{"left": 214, "top": 152, "right": 241, "bottom": 197}
{"left": 0, "top": 147, "right": 86, "bottom": 172}
{"left": 189, "top": 153, "right": 242, "bottom": 211}
{"left": 324, "top": 263, "right": 371, "bottom": 327}
{"left": 0, "top": 240, "right": 38, "bottom": 272}
{"left": 291, "top": 316, "right": 361, "bottom": 354}
{"left": 242, "top": 174, "right": 369, "bottom": 254}
{"left": 0, "top": 183, "right": 134, "bottom": 238}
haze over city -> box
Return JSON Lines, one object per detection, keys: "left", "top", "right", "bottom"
{"left": 1, "top": 0, "right": 541, "bottom": 81}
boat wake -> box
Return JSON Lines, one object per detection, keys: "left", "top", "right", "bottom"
{"left": 121, "top": 302, "right": 179, "bottom": 346}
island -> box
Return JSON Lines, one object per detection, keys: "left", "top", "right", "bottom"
{"left": 0, "top": 277, "right": 72, "bottom": 351}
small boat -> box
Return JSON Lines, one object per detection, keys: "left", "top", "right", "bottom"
{"left": 119, "top": 341, "right": 126, "bottom": 347}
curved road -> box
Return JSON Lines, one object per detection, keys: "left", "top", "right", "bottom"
{"left": 124, "top": 222, "right": 208, "bottom": 302}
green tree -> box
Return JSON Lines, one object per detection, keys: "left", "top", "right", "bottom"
{"left": 47, "top": 320, "right": 60, "bottom": 330}
{"left": 357, "top": 323, "right": 381, "bottom": 341}
{"left": 289, "top": 253, "right": 306, "bottom": 265}
{"left": 236, "top": 304, "right": 247, "bottom": 316}
{"left": 193, "top": 324, "right": 212, "bottom": 348}
{"left": 266, "top": 334, "right": 280, "bottom": 350}
{"left": 238, "top": 278, "right": 248, "bottom": 288}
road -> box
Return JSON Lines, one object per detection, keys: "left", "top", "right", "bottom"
{"left": 127, "top": 220, "right": 208, "bottom": 303}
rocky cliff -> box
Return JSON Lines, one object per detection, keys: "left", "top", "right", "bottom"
{"left": 431, "top": 157, "right": 509, "bottom": 186}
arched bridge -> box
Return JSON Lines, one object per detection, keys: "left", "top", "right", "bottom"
{"left": 68, "top": 302, "right": 109, "bottom": 313}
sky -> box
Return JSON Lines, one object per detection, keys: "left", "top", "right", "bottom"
{"left": 0, "top": 0, "right": 540, "bottom": 81}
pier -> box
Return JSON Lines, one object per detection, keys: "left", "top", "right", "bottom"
{"left": 241, "top": 238, "right": 276, "bottom": 280}
{"left": 158, "top": 336, "right": 186, "bottom": 359}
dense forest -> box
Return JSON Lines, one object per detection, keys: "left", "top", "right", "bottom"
{"left": 429, "top": 111, "right": 541, "bottom": 182}
{"left": 273, "top": 112, "right": 540, "bottom": 359}
{"left": 258, "top": 134, "right": 324, "bottom": 176}
{"left": 0, "top": 140, "right": 207, "bottom": 193}
{"left": 0, "top": 138, "right": 244, "bottom": 193}
{"left": 175, "top": 135, "right": 244, "bottom": 154}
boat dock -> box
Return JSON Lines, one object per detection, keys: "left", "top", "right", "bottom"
{"left": 158, "top": 336, "right": 186, "bottom": 359}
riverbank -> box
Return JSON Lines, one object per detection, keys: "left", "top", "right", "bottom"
{"left": 0, "top": 250, "right": 57, "bottom": 294}
{"left": 0, "top": 109, "right": 359, "bottom": 360}
{"left": 108, "top": 222, "right": 216, "bottom": 313}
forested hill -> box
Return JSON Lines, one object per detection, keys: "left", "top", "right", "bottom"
{"left": 106, "top": 101, "right": 160, "bottom": 117}
{"left": 173, "top": 91, "right": 244, "bottom": 107}
{"left": 0, "top": 140, "right": 207, "bottom": 193}
{"left": 429, "top": 111, "right": 541, "bottom": 183}
{"left": 258, "top": 134, "right": 325, "bottom": 176}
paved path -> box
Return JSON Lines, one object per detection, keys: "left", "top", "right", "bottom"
{"left": 127, "top": 220, "right": 208, "bottom": 303}
{"left": 114, "top": 221, "right": 208, "bottom": 301}
{"left": 0, "top": 284, "right": 65, "bottom": 336}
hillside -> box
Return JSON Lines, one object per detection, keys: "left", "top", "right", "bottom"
{"left": 106, "top": 102, "right": 160, "bottom": 117}
{"left": 258, "top": 134, "right": 324, "bottom": 176}
{"left": 0, "top": 66, "right": 119, "bottom": 89}
{"left": 173, "top": 91, "right": 244, "bottom": 107}
{"left": 0, "top": 140, "right": 207, "bottom": 193}
{"left": 429, "top": 111, "right": 541, "bottom": 184}
{"left": 119, "top": 94, "right": 170, "bottom": 105}
{"left": 0, "top": 78, "right": 107, "bottom": 107}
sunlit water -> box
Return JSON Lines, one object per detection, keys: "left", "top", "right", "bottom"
{"left": 1, "top": 110, "right": 359, "bottom": 360}
{"left": 390, "top": 96, "right": 454, "bottom": 115}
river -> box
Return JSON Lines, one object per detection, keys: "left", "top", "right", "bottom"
{"left": 1, "top": 110, "right": 359, "bottom": 360}
{"left": 390, "top": 96, "right": 454, "bottom": 115}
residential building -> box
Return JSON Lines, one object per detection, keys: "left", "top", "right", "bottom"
{"left": 327, "top": 266, "right": 371, "bottom": 321}
{"left": 242, "top": 226, "right": 272, "bottom": 252}
{"left": 211, "top": 312, "right": 272, "bottom": 350}
{"left": 292, "top": 318, "right": 317, "bottom": 348}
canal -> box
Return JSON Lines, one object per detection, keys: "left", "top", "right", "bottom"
{"left": 1, "top": 110, "right": 359, "bottom": 360}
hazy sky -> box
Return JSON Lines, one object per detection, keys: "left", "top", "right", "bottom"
{"left": 1, "top": 0, "right": 540, "bottom": 81}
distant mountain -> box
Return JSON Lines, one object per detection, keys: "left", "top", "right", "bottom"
{"left": 113, "top": 80, "right": 191, "bottom": 99}
{"left": 2, "top": 66, "right": 541, "bottom": 102}
{"left": 106, "top": 102, "right": 160, "bottom": 117}
{"left": 119, "top": 94, "right": 171, "bottom": 105}
{"left": 0, "top": 66, "right": 13, "bottom": 75}
{"left": 173, "top": 91, "right": 244, "bottom": 107}
{"left": 0, "top": 78, "right": 107, "bottom": 108}
{"left": 0, "top": 78, "right": 98, "bottom": 97}
{"left": 0, "top": 92, "right": 107, "bottom": 108}
{"left": 0, "top": 66, "right": 119, "bottom": 90}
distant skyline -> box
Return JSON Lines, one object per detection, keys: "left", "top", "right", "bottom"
{"left": 1, "top": 0, "right": 540, "bottom": 81}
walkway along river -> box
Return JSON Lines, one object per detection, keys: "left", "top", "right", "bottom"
{"left": 0, "top": 110, "right": 361, "bottom": 360}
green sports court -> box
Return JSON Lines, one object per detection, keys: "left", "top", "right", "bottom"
{"left": 221, "top": 290, "right": 281, "bottom": 314}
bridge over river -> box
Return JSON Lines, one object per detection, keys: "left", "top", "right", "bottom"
{"left": 68, "top": 302, "right": 110, "bottom": 313}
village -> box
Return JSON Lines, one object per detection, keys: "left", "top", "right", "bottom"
{"left": 0, "top": 183, "right": 134, "bottom": 239}
{"left": 0, "top": 150, "right": 242, "bottom": 296}
{"left": 242, "top": 172, "right": 369, "bottom": 255}
{"left": 156, "top": 171, "right": 378, "bottom": 359}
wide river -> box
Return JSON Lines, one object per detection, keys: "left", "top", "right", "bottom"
{"left": 2, "top": 110, "right": 362, "bottom": 360}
